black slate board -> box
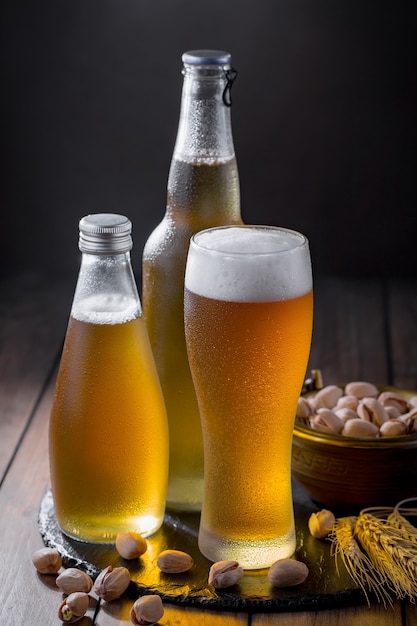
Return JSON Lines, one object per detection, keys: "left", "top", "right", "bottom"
{"left": 38, "top": 482, "right": 369, "bottom": 613}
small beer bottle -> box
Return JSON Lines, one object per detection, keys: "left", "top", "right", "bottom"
{"left": 142, "top": 50, "right": 243, "bottom": 511}
{"left": 49, "top": 214, "right": 168, "bottom": 543}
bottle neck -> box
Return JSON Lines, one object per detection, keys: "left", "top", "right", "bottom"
{"left": 71, "top": 252, "right": 141, "bottom": 323}
{"left": 173, "top": 64, "right": 236, "bottom": 162}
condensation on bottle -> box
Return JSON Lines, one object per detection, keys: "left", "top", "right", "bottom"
{"left": 142, "top": 50, "right": 243, "bottom": 511}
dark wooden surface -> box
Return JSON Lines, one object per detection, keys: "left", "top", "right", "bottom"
{"left": 0, "top": 270, "right": 416, "bottom": 625}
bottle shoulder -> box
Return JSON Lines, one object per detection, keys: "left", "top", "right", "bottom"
{"left": 143, "top": 216, "right": 193, "bottom": 261}
{"left": 143, "top": 155, "right": 242, "bottom": 263}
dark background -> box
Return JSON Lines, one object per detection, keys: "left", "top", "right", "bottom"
{"left": 1, "top": 0, "right": 416, "bottom": 280}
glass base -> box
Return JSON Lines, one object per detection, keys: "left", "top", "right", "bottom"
{"left": 198, "top": 524, "right": 296, "bottom": 570}
{"left": 55, "top": 513, "right": 164, "bottom": 544}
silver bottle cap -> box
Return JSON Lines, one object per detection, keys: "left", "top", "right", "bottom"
{"left": 182, "top": 50, "right": 231, "bottom": 65}
{"left": 79, "top": 213, "right": 133, "bottom": 254}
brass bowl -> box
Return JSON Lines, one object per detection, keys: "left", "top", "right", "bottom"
{"left": 291, "top": 385, "right": 417, "bottom": 513}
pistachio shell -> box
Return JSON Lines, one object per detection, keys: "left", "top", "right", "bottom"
{"left": 116, "top": 532, "right": 147, "bottom": 560}
{"left": 268, "top": 559, "right": 309, "bottom": 587}
{"left": 208, "top": 560, "right": 244, "bottom": 588}
{"left": 130, "top": 595, "right": 164, "bottom": 625}
{"left": 408, "top": 396, "right": 417, "bottom": 409}
{"left": 156, "top": 550, "right": 194, "bottom": 574}
{"left": 408, "top": 416, "right": 417, "bottom": 434}
{"left": 310, "top": 385, "right": 343, "bottom": 410}
{"left": 342, "top": 418, "right": 379, "bottom": 438}
{"left": 32, "top": 547, "right": 62, "bottom": 574}
{"left": 296, "top": 397, "right": 313, "bottom": 420}
{"left": 93, "top": 565, "right": 130, "bottom": 601}
{"left": 56, "top": 568, "right": 93, "bottom": 594}
{"left": 335, "top": 394, "right": 359, "bottom": 411}
{"left": 334, "top": 408, "right": 358, "bottom": 424}
{"left": 399, "top": 408, "right": 417, "bottom": 433}
{"left": 357, "top": 397, "right": 389, "bottom": 426}
{"left": 344, "top": 381, "right": 378, "bottom": 399}
{"left": 379, "top": 420, "right": 408, "bottom": 437}
{"left": 385, "top": 405, "right": 402, "bottom": 419}
{"left": 308, "top": 509, "right": 336, "bottom": 539}
{"left": 58, "top": 592, "right": 89, "bottom": 623}
{"left": 310, "top": 408, "right": 344, "bottom": 434}
{"left": 378, "top": 391, "right": 409, "bottom": 414}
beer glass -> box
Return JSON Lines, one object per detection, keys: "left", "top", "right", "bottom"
{"left": 184, "top": 225, "right": 313, "bottom": 569}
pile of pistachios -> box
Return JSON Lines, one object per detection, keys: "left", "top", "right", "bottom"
{"left": 32, "top": 531, "right": 310, "bottom": 623}
{"left": 296, "top": 381, "right": 417, "bottom": 438}
{"left": 31, "top": 537, "right": 169, "bottom": 624}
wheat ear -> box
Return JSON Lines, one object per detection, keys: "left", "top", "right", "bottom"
{"left": 330, "top": 516, "right": 391, "bottom": 606}
{"left": 355, "top": 512, "right": 417, "bottom": 601}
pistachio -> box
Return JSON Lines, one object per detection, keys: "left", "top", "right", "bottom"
{"left": 56, "top": 568, "right": 93, "bottom": 594}
{"left": 308, "top": 509, "right": 336, "bottom": 539}
{"left": 334, "top": 408, "right": 358, "bottom": 423}
{"left": 403, "top": 407, "right": 417, "bottom": 418}
{"left": 156, "top": 550, "right": 194, "bottom": 574}
{"left": 357, "top": 397, "right": 389, "bottom": 427}
{"left": 208, "top": 560, "right": 244, "bottom": 588}
{"left": 58, "top": 591, "right": 89, "bottom": 623}
{"left": 408, "top": 396, "right": 417, "bottom": 409}
{"left": 408, "top": 415, "right": 417, "bottom": 434}
{"left": 344, "top": 381, "right": 378, "bottom": 399}
{"left": 93, "top": 565, "right": 130, "bottom": 601}
{"left": 296, "top": 397, "right": 313, "bottom": 420}
{"left": 32, "top": 547, "right": 62, "bottom": 574}
{"left": 116, "top": 532, "right": 147, "bottom": 560}
{"left": 385, "top": 405, "right": 402, "bottom": 419}
{"left": 310, "top": 385, "right": 343, "bottom": 410}
{"left": 342, "top": 418, "right": 379, "bottom": 438}
{"left": 378, "top": 391, "right": 409, "bottom": 414}
{"left": 335, "top": 394, "right": 359, "bottom": 411}
{"left": 399, "top": 408, "right": 417, "bottom": 433}
{"left": 268, "top": 559, "right": 309, "bottom": 587}
{"left": 379, "top": 420, "right": 408, "bottom": 437}
{"left": 130, "top": 595, "right": 164, "bottom": 625}
{"left": 310, "top": 408, "right": 344, "bottom": 434}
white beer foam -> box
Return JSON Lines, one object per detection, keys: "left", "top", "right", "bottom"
{"left": 185, "top": 226, "right": 312, "bottom": 302}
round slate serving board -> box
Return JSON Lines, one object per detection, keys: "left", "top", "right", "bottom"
{"left": 38, "top": 482, "right": 368, "bottom": 613}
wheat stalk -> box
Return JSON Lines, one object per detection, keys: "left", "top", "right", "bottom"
{"left": 388, "top": 498, "right": 417, "bottom": 544}
{"left": 330, "top": 516, "right": 391, "bottom": 606}
{"left": 355, "top": 512, "right": 417, "bottom": 601}
{"left": 329, "top": 500, "right": 417, "bottom": 604}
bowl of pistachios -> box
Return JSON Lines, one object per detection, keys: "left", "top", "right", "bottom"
{"left": 291, "top": 380, "right": 417, "bottom": 512}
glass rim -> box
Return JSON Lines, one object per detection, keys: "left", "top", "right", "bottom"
{"left": 191, "top": 225, "right": 309, "bottom": 257}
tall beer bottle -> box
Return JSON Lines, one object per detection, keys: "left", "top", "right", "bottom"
{"left": 142, "top": 50, "right": 242, "bottom": 511}
{"left": 49, "top": 213, "right": 168, "bottom": 543}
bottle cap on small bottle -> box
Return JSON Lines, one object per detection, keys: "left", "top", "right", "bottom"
{"left": 79, "top": 213, "right": 133, "bottom": 254}
{"left": 182, "top": 50, "right": 231, "bottom": 66}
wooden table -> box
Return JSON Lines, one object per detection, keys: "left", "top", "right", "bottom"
{"left": 1, "top": 270, "right": 416, "bottom": 625}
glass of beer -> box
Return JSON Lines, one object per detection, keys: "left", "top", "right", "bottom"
{"left": 184, "top": 225, "right": 313, "bottom": 569}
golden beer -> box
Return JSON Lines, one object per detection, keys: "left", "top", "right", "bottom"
{"left": 49, "top": 313, "right": 169, "bottom": 543}
{"left": 184, "top": 226, "right": 313, "bottom": 568}
{"left": 143, "top": 156, "right": 241, "bottom": 510}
